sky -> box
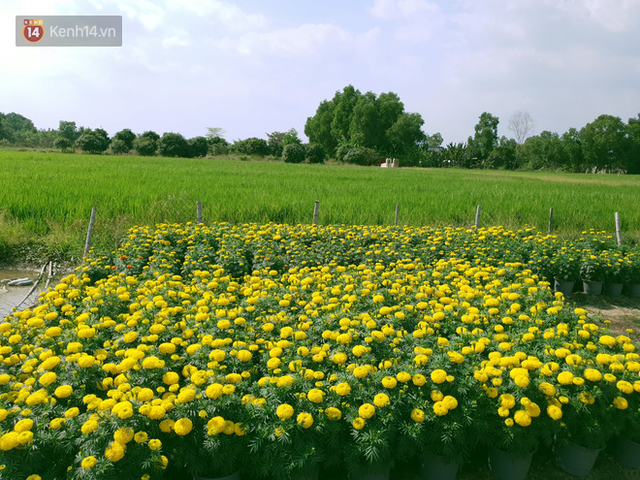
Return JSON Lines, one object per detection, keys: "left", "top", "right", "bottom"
{"left": 2, "top": 0, "right": 640, "bottom": 145}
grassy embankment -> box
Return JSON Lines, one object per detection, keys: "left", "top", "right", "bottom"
{"left": 1, "top": 150, "right": 640, "bottom": 265}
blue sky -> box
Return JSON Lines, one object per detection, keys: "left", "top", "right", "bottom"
{"left": 2, "top": 0, "right": 640, "bottom": 145}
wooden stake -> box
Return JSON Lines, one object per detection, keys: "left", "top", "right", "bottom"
{"left": 312, "top": 201, "right": 320, "bottom": 225}
{"left": 394, "top": 204, "right": 399, "bottom": 226}
{"left": 475, "top": 205, "right": 481, "bottom": 229}
{"left": 83, "top": 207, "right": 96, "bottom": 257}
{"left": 196, "top": 200, "right": 202, "bottom": 224}
{"left": 615, "top": 212, "right": 622, "bottom": 246}
{"left": 548, "top": 207, "right": 553, "bottom": 233}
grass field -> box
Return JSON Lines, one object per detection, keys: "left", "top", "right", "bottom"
{"left": 2, "top": 150, "right": 640, "bottom": 264}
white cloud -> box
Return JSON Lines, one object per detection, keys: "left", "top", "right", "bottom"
{"left": 166, "top": 0, "right": 266, "bottom": 31}
{"left": 161, "top": 28, "right": 190, "bottom": 47}
{"left": 218, "top": 23, "right": 352, "bottom": 57}
{"left": 370, "top": 0, "right": 440, "bottom": 19}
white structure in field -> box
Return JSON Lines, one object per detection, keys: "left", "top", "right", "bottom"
{"left": 380, "top": 158, "right": 399, "bottom": 168}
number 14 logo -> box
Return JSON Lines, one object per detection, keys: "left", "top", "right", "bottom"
{"left": 23, "top": 19, "right": 44, "bottom": 43}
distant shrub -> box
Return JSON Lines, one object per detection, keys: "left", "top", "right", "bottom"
{"left": 110, "top": 138, "right": 129, "bottom": 155}
{"left": 282, "top": 144, "right": 305, "bottom": 164}
{"left": 306, "top": 143, "right": 325, "bottom": 164}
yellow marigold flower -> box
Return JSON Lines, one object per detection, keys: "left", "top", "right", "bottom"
{"left": 332, "top": 352, "right": 348, "bottom": 364}
{"left": 276, "top": 375, "right": 294, "bottom": 387}
{"left": 412, "top": 374, "right": 427, "bottom": 386}
{"left": 557, "top": 371, "right": 574, "bottom": 385}
{"left": 547, "top": 405, "right": 562, "bottom": 420}
{"left": 599, "top": 335, "right": 616, "bottom": 347}
{"left": 81, "top": 456, "right": 97, "bottom": 469}
{"left": 137, "top": 388, "right": 154, "bottom": 402}
{"left": 207, "top": 416, "right": 226, "bottom": 435}
{"left": 539, "top": 382, "right": 556, "bottom": 396}
{"left": 147, "top": 405, "right": 166, "bottom": 420}
{"left": 148, "top": 439, "right": 162, "bottom": 451}
{"left": 178, "top": 388, "right": 196, "bottom": 403}
{"left": 381, "top": 376, "right": 397, "bottom": 389}
{"left": 433, "top": 401, "right": 448, "bottom": 416}
{"left": 114, "top": 427, "right": 134, "bottom": 444}
{"left": 237, "top": 349, "right": 252, "bottom": 362}
{"left": 297, "top": 412, "right": 314, "bottom": 429}
{"left": 49, "top": 418, "right": 65, "bottom": 429}
{"left": 134, "top": 431, "right": 148, "bottom": 443}
{"left": 38, "top": 371, "right": 57, "bottom": 387}
{"left": 174, "top": 418, "right": 193, "bottom": 436}
{"left": 325, "top": 407, "right": 342, "bottom": 421}
{"left": 159, "top": 419, "right": 174, "bottom": 433}
{"left": 443, "top": 395, "right": 458, "bottom": 410}
{"left": 617, "top": 380, "right": 634, "bottom": 394}
{"left": 374, "top": 393, "right": 390, "bottom": 408}
{"left": 54, "top": 385, "right": 73, "bottom": 399}
{"left": 613, "top": 397, "right": 628, "bottom": 410}
{"left": 307, "top": 388, "right": 324, "bottom": 403}
{"left": 514, "top": 410, "right": 532, "bottom": 427}
{"left": 431, "top": 369, "right": 447, "bottom": 384}
{"left": 105, "top": 442, "right": 126, "bottom": 462}
{"left": 358, "top": 403, "right": 376, "bottom": 419}
{"left": 276, "top": 404, "right": 294, "bottom": 420}
{"left": 158, "top": 343, "right": 175, "bottom": 354}
{"left": 81, "top": 420, "right": 99, "bottom": 434}
{"left": 499, "top": 394, "right": 516, "bottom": 409}
{"left": 352, "top": 417, "right": 365, "bottom": 430}
{"left": 14, "top": 418, "right": 34, "bottom": 433}
{"left": 0, "top": 432, "right": 20, "bottom": 451}
{"left": 353, "top": 366, "right": 369, "bottom": 379}
{"left": 411, "top": 408, "right": 425, "bottom": 423}
{"left": 335, "top": 382, "right": 352, "bottom": 396}
{"left": 205, "top": 383, "right": 224, "bottom": 399}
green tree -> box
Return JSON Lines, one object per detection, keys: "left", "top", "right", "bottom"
{"left": 112, "top": 128, "right": 136, "bottom": 152}
{"left": 626, "top": 114, "right": 640, "bottom": 174}
{"left": 188, "top": 136, "right": 209, "bottom": 158}
{"left": 305, "top": 143, "right": 325, "bottom": 164}
{"left": 110, "top": 138, "right": 129, "bottom": 155}
{"left": 134, "top": 131, "right": 159, "bottom": 156}
{"left": 0, "top": 113, "right": 36, "bottom": 144}
{"left": 386, "top": 113, "right": 426, "bottom": 156}
{"left": 233, "top": 137, "right": 270, "bottom": 156}
{"left": 59, "top": 121, "right": 80, "bottom": 143}
{"left": 305, "top": 85, "right": 424, "bottom": 158}
{"left": 470, "top": 112, "right": 500, "bottom": 162}
{"left": 267, "top": 129, "right": 300, "bottom": 157}
{"left": 579, "top": 114, "right": 629, "bottom": 172}
{"left": 75, "top": 129, "right": 109, "bottom": 154}
{"left": 519, "top": 131, "right": 565, "bottom": 170}
{"left": 560, "top": 128, "right": 583, "bottom": 172}
{"left": 282, "top": 143, "right": 305, "bottom": 164}
{"left": 54, "top": 136, "right": 72, "bottom": 153}
{"left": 158, "top": 132, "right": 189, "bottom": 157}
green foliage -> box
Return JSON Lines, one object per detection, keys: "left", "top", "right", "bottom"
{"left": 158, "top": 132, "right": 189, "bottom": 158}
{"left": 75, "top": 129, "right": 109, "bottom": 154}
{"left": 305, "top": 143, "right": 325, "bottom": 164}
{"left": 337, "top": 144, "right": 380, "bottom": 166}
{"left": 133, "top": 131, "right": 159, "bottom": 156}
{"left": 112, "top": 128, "right": 136, "bottom": 151}
{"left": 208, "top": 136, "right": 229, "bottom": 156}
{"left": 54, "top": 136, "right": 73, "bottom": 153}
{"left": 282, "top": 143, "right": 305, "bottom": 164}
{"left": 305, "top": 85, "right": 426, "bottom": 158}
{"left": 58, "top": 120, "right": 80, "bottom": 143}
{"left": 233, "top": 137, "right": 270, "bottom": 156}
{"left": 109, "top": 138, "right": 129, "bottom": 155}
{"left": 187, "top": 136, "right": 209, "bottom": 158}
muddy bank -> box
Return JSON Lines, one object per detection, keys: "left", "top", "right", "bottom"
{"left": 0, "top": 267, "right": 45, "bottom": 319}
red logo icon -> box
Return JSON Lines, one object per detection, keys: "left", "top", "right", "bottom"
{"left": 23, "top": 19, "right": 44, "bottom": 43}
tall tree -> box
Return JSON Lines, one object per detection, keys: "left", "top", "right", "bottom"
{"left": 626, "top": 114, "right": 640, "bottom": 174}
{"left": 471, "top": 112, "right": 500, "bottom": 162}
{"left": 508, "top": 111, "right": 535, "bottom": 144}
{"left": 59, "top": 121, "right": 80, "bottom": 143}
{"left": 579, "top": 114, "right": 628, "bottom": 172}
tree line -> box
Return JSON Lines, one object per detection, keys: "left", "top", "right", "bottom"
{"left": 1, "top": 85, "right": 639, "bottom": 172}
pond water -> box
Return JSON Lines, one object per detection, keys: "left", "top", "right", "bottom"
{"left": 0, "top": 268, "right": 44, "bottom": 319}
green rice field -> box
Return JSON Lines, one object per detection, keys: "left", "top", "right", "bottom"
{"left": 1, "top": 150, "right": 640, "bottom": 263}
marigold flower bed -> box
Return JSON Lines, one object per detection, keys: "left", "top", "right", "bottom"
{"left": 0, "top": 223, "right": 638, "bottom": 480}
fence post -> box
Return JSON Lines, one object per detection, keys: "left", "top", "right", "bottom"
{"left": 83, "top": 207, "right": 96, "bottom": 257}
{"left": 394, "top": 205, "right": 399, "bottom": 226}
{"left": 475, "top": 205, "right": 481, "bottom": 229}
{"left": 312, "top": 201, "right": 320, "bottom": 225}
{"left": 196, "top": 201, "right": 202, "bottom": 224}
{"left": 548, "top": 208, "right": 553, "bottom": 233}
{"left": 615, "top": 212, "right": 622, "bottom": 246}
